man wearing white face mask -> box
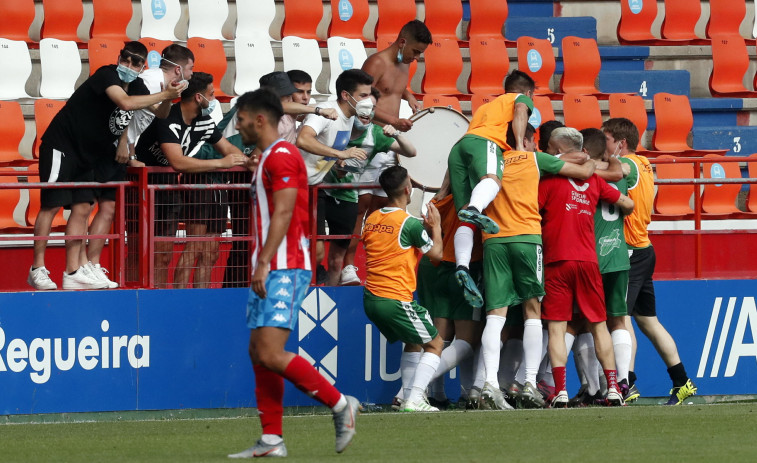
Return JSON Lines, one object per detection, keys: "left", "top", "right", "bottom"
{"left": 296, "top": 69, "right": 372, "bottom": 286}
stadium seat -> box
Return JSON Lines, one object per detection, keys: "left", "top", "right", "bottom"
{"left": 0, "top": 0, "right": 36, "bottom": 44}
{"left": 617, "top": 0, "right": 664, "bottom": 45}
{"left": 470, "top": 93, "right": 495, "bottom": 114}
{"left": 0, "top": 39, "right": 32, "bottom": 99}
{"left": 422, "top": 94, "right": 462, "bottom": 112}
{"left": 652, "top": 93, "right": 729, "bottom": 156}
{"left": 532, "top": 95, "right": 556, "bottom": 124}
{"left": 746, "top": 153, "right": 757, "bottom": 213}
{"left": 88, "top": 38, "right": 125, "bottom": 75}
{"left": 139, "top": 37, "right": 174, "bottom": 69}
{"left": 517, "top": 37, "right": 559, "bottom": 99}
{"left": 140, "top": 0, "right": 181, "bottom": 41}
{"left": 421, "top": 38, "right": 463, "bottom": 96}
{"left": 423, "top": 0, "right": 463, "bottom": 41}
{"left": 34, "top": 99, "right": 66, "bottom": 159}
{"left": 281, "top": 0, "right": 324, "bottom": 40}
{"left": 376, "top": 34, "right": 416, "bottom": 92}
{"left": 505, "top": 17, "right": 597, "bottom": 50}
{"left": 467, "top": 0, "right": 510, "bottom": 43}
{"left": 233, "top": 37, "right": 275, "bottom": 95}
{"left": 608, "top": 94, "right": 648, "bottom": 146}
{"left": 706, "top": 0, "right": 754, "bottom": 44}
{"left": 709, "top": 35, "right": 757, "bottom": 98}
{"left": 0, "top": 175, "right": 25, "bottom": 231}
{"left": 701, "top": 154, "right": 743, "bottom": 217}
{"left": 40, "top": 0, "right": 84, "bottom": 44}
{"left": 91, "top": 0, "right": 132, "bottom": 41}
{"left": 375, "top": 0, "right": 417, "bottom": 39}
{"left": 236, "top": 0, "right": 276, "bottom": 40}
{"left": 660, "top": 0, "right": 708, "bottom": 44}
{"left": 326, "top": 37, "right": 368, "bottom": 95}
{"left": 25, "top": 174, "right": 68, "bottom": 231}
{"left": 329, "top": 0, "right": 370, "bottom": 42}
{"left": 39, "top": 39, "right": 82, "bottom": 99}
{"left": 187, "top": 38, "right": 233, "bottom": 101}
{"left": 562, "top": 94, "right": 602, "bottom": 131}
{"left": 187, "top": 0, "right": 229, "bottom": 40}
{"left": 0, "top": 102, "right": 29, "bottom": 167}
{"left": 281, "top": 36, "right": 324, "bottom": 95}
{"left": 652, "top": 155, "right": 695, "bottom": 220}
{"left": 560, "top": 37, "right": 611, "bottom": 98}
{"left": 468, "top": 36, "right": 509, "bottom": 94}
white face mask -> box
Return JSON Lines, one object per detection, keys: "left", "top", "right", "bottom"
{"left": 199, "top": 94, "right": 217, "bottom": 117}
{"left": 162, "top": 57, "right": 188, "bottom": 86}
{"left": 347, "top": 94, "right": 375, "bottom": 118}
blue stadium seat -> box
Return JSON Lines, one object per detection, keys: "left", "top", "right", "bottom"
{"left": 598, "top": 70, "right": 691, "bottom": 99}
{"left": 504, "top": 16, "right": 597, "bottom": 49}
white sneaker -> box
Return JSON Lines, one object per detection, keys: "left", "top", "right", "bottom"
{"left": 62, "top": 267, "right": 109, "bottom": 290}
{"left": 88, "top": 262, "right": 118, "bottom": 288}
{"left": 28, "top": 266, "right": 57, "bottom": 290}
{"left": 339, "top": 265, "right": 361, "bottom": 286}
{"left": 402, "top": 396, "right": 440, "bottom": 412}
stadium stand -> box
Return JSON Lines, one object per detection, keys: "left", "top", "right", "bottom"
{"left": 187, "top": 37, "right": 233, "bottom": 101}
{"left": 706, "top": 0, "right": 755, "bottom": 44}
{"left": 560, "top": 36, "right": 614, "bottom": 98}
{"left": 140, "top": 0, "right": 181, "bottom": 41}
{"left": 0, "top": 39, "right": 32, "bottom": 99}
{"left": 39, "top": 38, "right": 82, "bottom": 99}
{"left": 468, "top": 35, "right": 509, "bottom": 94}
{"left": 561, "top": 94, "right": 602, "bottom": 131}
{"left": 236, "top": 0, "right": 277, "bottom": 41}
{"left": 0, "top": 0, "right": 35, "bottom": 44}
{"left": 608, "top": 93, "right": 648, "bottom": 148}
{"left": 701, "top": 154, "right": 744, "bottom": 217}
{"left": 652, "top": 155, "right": 695, "bottom": 220}
{"left": 517, "top": 36, "right": 559, "bottom": 98}
{"left": 660, "top": 0, "right": 708, "bottom": 44}
{"left": 599, "top": 69, "right": 691, "bottom": 99}
{"left": 187, "top": 0, "right": 229, "bottom": 40}
{"left": 467, "top": 0, "right": 510, "bottom": 44}
{"left": 709, "top": 35, "right": 757, "bottom": 98}
{"left": 616, "top": 0, "right": 664, "bottom": 45}
{"left": 470, "top": 93, "right": 494, "bottom": 113}
{"left": 532, "top": 95, "right": 556, "bottom": 123}
{"left": 423, "top": 0, "right": 464, "bottom": 42}
{"left": 421, "top": 38, "right": 464, "bottom": 96}
{"left": 505, "top": 16, "right": 597, "bottom": 50}
{"left": 748, "top": 154, "right": 757, "bottom": 213}
{"left": 90, "top": 0, "right": 132, "bottom": 42}
{"left": 88, "top": 38, "right": 126, "bottom": 75}
{"left": 282, "top": 0, "right": 323, "bottom": 40}
{"left": 652, "top": 93, "right": 729, "bottom": 156}
{"left": 233, "top": 37, "right": 276, "bottom": 95}
{"left": 326, "top": 37, "right": 368, "bottom": 95}
{"left": 40, "top": 0, "right": 84, "bottom": 44}
{"left": 33, "top": 99, "right": 66, "bottom": 160}
{"left": 281, "top": 36, "right": 324, "bottom": 95}
{"left": 0, "top": 102, "right": 29, "bottom": 167}
{"left": 328, "top": 0, "right": 370, "bottom": 43}
{"left": 0, "top": 175, "right": 24, "bottom": 232}
{"left": 375, "top": 0, "right": 417, "bottom": 39}
{"left": 422, "top": 94, "right": 462, "bottom": 112}
{"left": 139, "top": 37, "right": 175, "bottom": 69}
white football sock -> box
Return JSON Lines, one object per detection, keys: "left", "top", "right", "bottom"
{"left": 482, "top": 315, "right": 506, "bottom": 388}
{"left": 400, "top": 351, "right": 421, "bottom": 401}
{"left": 433, "top": 339, "right": 472, "bottom": 381}
{"left": 406, "top": 352, "right": 441, "bottom": 404}
{"left": 473, "top": 345, "right": 485, "bottom": 390}
{"left": 468, "top": 177, "right": 500, "bottom": 212}
{"left": 454, "top": 225, "right": 474, "bottom": 268}
{"left": 576, "top": 333, "right": 600, "bottom": 395}
{"left": 498, "top": 338, "right": 523, "bottom": 387}
{"left": 523, "top": 319, "right": 543, "bottom": 386}
{"left": 611, "top": 329, "right": 632, "bottom": 382}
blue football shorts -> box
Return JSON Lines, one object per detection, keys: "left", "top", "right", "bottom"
{"left": 246, "top": 269, "right": 312, "bottom": 330}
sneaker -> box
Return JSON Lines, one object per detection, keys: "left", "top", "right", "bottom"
{"left": 458, "top": 206, "right": 499, "bottom": 234}
{"left": 28, "top": 266, "right": 57, "bottom": 290}
{"left": 507, "top": 381, "right": 524, "bottom": 401}
{"left": 568, "top": 385, "right": 590, "bottom": 408}
{"left": 454, "top": 266, "right": 483, "bottom": 309}
{"left": 624, "top": 383, "right": 641, "bottom": 404}
{"left": 481, "top": 382, "right": 513, "bottom": 410}
{"left": 339, "top": 265, "right": 361, "bottom": 286}
{"left": 548, "top": 390, "right": 569, "bottom": 409}
{"left": 618, "top": 379, "right": 630, "bottom": 400}
{"left": 62, "top": 267, "right": 109, "bottom": 290}
{"left": 88, "top": 262, "right": 118, "bottom": 289}
{"left": 665, "top": 379, "right": 697, "bottom": 406}
{"left": 466, "top": 386, "right": 481, "bottom": 410}
{"left": 520, "top": 382, "right": 546, "bottom": 409}
{"left": 333, "top": 395, "right": 359, "bottom": 452}
{"left": 228, "top": 438, "right": 287, "bottom": 458}
{"left": 428, "top": 397, "right": 452, "bottom": 410}
{"left": 402, "top": 396, "right": 440, "bottom": 412}
{"left": 390, "top": 396, "right": 404, "bottom": 411}
{"left": 537, "top": 379, "right": 555, "bottom": 401}
{"left": 606, "top": 387, "right": 624, "bottom": 406}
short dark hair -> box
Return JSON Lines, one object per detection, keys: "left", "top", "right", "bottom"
{"left": 538, "top": 120, "right": 564, "bottom": 152}
{"left": 287, "top": 69, "right": 312, "bottom": 85}
{"left": 336, "top": 69, "right": 374, "bottom": 99}
{"left": 506, "top": 123, "right": 536, "bottom": 150}
{"left": 182, "top": 72, "right": 213, "bottom": 102}
{"left": 379, "top": 165, "right": 409, "bottom": 198}
{"left": 400, "top": 20, "right": 432, "bottom": 45}
{"left": 504, "top": 70, "right": 535, "bottom": 94}
{"left": 236, "top": 88, "right": 284, "bottom": 126}
{"left": 580, "top": 128, "right": 607, "bottom": 160}
{"left": 602, "top": 117, "right": 639, "bottom": 151}
{"left": 120, "top": 41, "right": 148, "bottom": 67}
{"left": 160, "top": 44, "right": 194, "bottom": 72}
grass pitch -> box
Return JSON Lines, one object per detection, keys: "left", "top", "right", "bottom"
{"left": 1, "top": 404, "right": 756, "bottom": 462}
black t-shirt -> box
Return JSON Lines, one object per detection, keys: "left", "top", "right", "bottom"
{"left": 42, "top": 65, "right": 149, "bottom": 165}
{"left": 135, "top": 103, "right": 223, "bottom": 166}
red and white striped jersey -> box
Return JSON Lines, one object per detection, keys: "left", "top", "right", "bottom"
{"left": 251, "top": 139, "right": 311, "bottom": 271}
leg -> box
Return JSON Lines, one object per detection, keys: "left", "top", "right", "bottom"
{"left": 547, "top": 320, "right": 569, "bottom": 407}
{"left": 342, "top": 193, "right": 372, "bottom": 268}
{"left": 154, "top": 241, "right": 174, "bottom": 288}
{"left": 87, "top": 198, "right": 115, "bottom": 265}
{"left": 327, "top": 243, "right": 348, "bottom": 286}
{"left": 65, "top": 202, "right": 91, "bottom": 273}
{"left": 174, "top": 222, "right": 206, "bottom": 288}
{"left": 32, "top": 207, "right": 59, "bottom": 269}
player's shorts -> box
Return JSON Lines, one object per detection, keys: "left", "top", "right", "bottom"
{"left": 93, "top": 156, "right": 126, "bottom": 202}
{"left": 602, "top": 270, "right": 629, "bottom": 318}
{"left": 246, "top": 269, "right": 312, "bottom": 330}
{"left": 363, "top": 289, "right": 439, "bottom": 344}
{"left": 626, "top": 245, "right": 656, "bottom": 317}
{"left": 542, "top": 260, "right": 606, "bottom": 323}
{"left": 484, "top": 241, "right": 544, "bottom": 311}
{"left": 417, "top": 257, "right": 483, "bottom": 321}
{"left": 355, "top": 151, "right": 396, "bottom": 197}
{"left": 317, "top": 189, "right": 358, "bottom": 249}
{"left": 448, "top": 134, "right": 504, "bottom": 211}
{"left": 38, "top": 143, "right": 95, "bottom": 208}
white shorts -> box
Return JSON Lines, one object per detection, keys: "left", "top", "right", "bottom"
{"left": 355, "top": 151, "right": 397, "bottom": 197}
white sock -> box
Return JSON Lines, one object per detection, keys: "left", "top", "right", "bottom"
{"left": 523, "top": 319, "right": 543, "bottom": 386}
{"left": 611, "top": 329, "right": 632, "bottom": 382}
{"left": 331, "top": 394, "right": 347, "bottom": 413}
{"left": 459, "top": 348, "right": 475, "bottom": 397}
{"left": 454, "top": 226, "right": 474, "bottom": 268}
{"left": 473, "top": 345, "right": 485, "bottom": 390}
{"left": 406, "top": 352, "right": 441, "bottom": 404}
{"left": 400, "top": 351, "right": 421, "bottom": 401}
{"left": 261, "top": 434, "right": 284, "bottom": 445}
{"left": 564, "top": 332, "right": 576, "bottom": 352}
{"left": 498, "top": 338, "right": 523, "bottom": 387}
{"left": 576, "top": 333, "right": 600, "bottom": 395}
{"left": 468, "top": 177, "right": 500, "bottom": 212}
{"left": 433, "top": 339, "right": 472, "bottom": 381}
{"left": 429, "top": 341, "right": 452, "bottom": 399}
{"left": 482, "top": 315, "right": 506, "bottom": 388}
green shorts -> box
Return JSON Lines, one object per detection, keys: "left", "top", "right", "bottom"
{"left": 417, "top": 257, "right": 483, "bottom": 322}
{"left": 602, "top": 270, "right": 629, "bottom": 318}
{"left": 363, "top": 289, "right": 439, "bottom": 344}
{"left": 448, "top": 134, "right": 504, "bottom": 211}
{"left": 484, "top": 240, "right": 545, "bottom": 311}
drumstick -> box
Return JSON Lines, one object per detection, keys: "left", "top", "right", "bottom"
{"left": 409, "top": 106, "right": 435, "bottom": 124}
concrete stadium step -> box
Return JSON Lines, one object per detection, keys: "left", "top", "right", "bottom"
{"left": 598, "top": 70, "right": 691, "bottom": 99}
{"left": 504, "top": 16, "right": 597, "bottom": 48}
{"left": 692, "top": 126, "right": 757, "bottom": 156}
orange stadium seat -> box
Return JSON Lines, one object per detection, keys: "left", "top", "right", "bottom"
{"left": 0, "top": 0, "right": 36, "bottom": 44}
{"left": 517, "top": 37, "right": 559, "bottom": 99}
{"left": 187, "top": 38, "right": 233, "bottom": 102}
{"left": 422, "top": 94, "right": 462, "bottom": 111}
{"left": 329, "top": 0, "right": 370, "bottom": 42}
{"left": 746, "top": 154, "right": 757, "bottom": 213}
{"left": 467, "top": 0, "right": 510, "bottom": 42}
{"left": 91, "top": 0, "right": 132, "bottom": 41}
{"left": 139, "top": 37, "right": 174, "bottom": 69}
{"left": 41, "top": 0, "right": 84, "bottom": 44}
{"left": 88, "top": 38, "right": 125, "bottom": 75}
{"left": 617, "top": 0, "right": 664, "bottom": 45}
{"left": 706, "top": 0, "right": 754, "bottom": 44}
{"left": 560, "top": 36, "right": 611, "bottom": 98}
{"left": 562, "top": 94, "right": 602, "bottom": 131}
{"left": 709, "top": 35, "right": 757, "bottom": 97}
{"left": 468, "top": 36, "right": 509, "bottom": 94}
{"left": 701, "top": 154, "right": 743, "bottom": 217}
{"left": 34, "top": 99, "right": 66, "bottom": 159}
{"left": 0, "top": 175, "right": 25, "bottom": 231}
{"left": 470, "top": 93, "right": 495, "bottom": 114}
{"left": 423, "top": 0, "right": 463, "bottom": 41}
{"left": 376, "top": 34, "right": 417, "bottom": 91}
{"left": 652, "top": 93, "right": 728, "bottom": 155}
{"left": 608, "top": 94, "right": 648, "bottom": 149}
{"left": 282, "top": 0, "right": 323, "bottom": 40}
{"left": 421, "top": 38, "right": 463, "bottom": 96}
{"left": 25, "top": 174, "right": 68, "bottom": 231}
{"left": 375, "top": 0, "right": 417, "bottom": 39}
{"left": 0, "top": 102, "right": 29, "bottom": 167}
{"left": 532, "top": 95, "right": 556, "bottom": 123}
{"left": 661, "top": 0, "right": 707, "bottom": 44}
{"left": 652, "top": 155, "right": 695, "bottom": 220}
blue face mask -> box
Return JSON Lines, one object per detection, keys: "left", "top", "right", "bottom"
{"left": 199, "top": 94, "right": 217, "bottom": 117}
{"left": 396, "top": 46, "right": 403, "bottom": 63}
{"left": 117, "top": 64, "right": 140, "bottom": 83}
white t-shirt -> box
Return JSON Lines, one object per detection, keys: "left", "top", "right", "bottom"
{"left": 127, "top": 68, "right": 165, "bottom": 145}
{"left": 299, "top": 101, "right": 354, "bottom": 185}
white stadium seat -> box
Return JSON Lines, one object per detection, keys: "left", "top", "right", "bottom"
{"left": 140, "top": 0, "right": 181, "bottom": 41}
{"left": 326, "top": 37, "right": 368, "bottom": 95}
{"left": 39, "top": 38, "right": 82, "bottom": 99}
{"left": 282, "top": 36, "right": 324, "bottom": 95}
{"left": 234, "top": 37, "right": 276, "bottom": 95}
{"left": 187, "top": 0, "right": 229, "bottom": 40}
{"left": 0, "top": 39, "right": 32, "bottom": 99}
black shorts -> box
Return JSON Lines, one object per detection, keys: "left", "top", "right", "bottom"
{"left": 38, "top": 142, "right": 95, "bottom": 208}
{"left": 181, "top": 174, "right": 228, "bottom": 235}
{"left": 626, "top": 245, "right": 656, "bottom": 317}
{"left": 317, "top": 189, "right": 358, "bottom": 249}
{"left": 93, "top": 157, "right": 126, "bottom": 202}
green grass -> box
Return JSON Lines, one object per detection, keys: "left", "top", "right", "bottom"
{"left": 2, "top": 404, "right": 757, "bottom": 462}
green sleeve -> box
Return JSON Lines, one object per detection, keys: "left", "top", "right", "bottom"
{"left": 515, "top": 94, "right": 534, "bottom": 114}
{"left": 399, "top": 216, "right": 433, "bottom": 252}
{"left": 621, "top": 157, "right": 639, "bottom": 190}
{"left": 535, "top": 151, "right": 565, "bottom": 176}
{"left": 373, "top": 126, "right": 396, "bottom": 154}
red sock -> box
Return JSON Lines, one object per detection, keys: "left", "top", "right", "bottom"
{"left": 553, "top": 366, "right": 567, "bottom": 392}
{"left": 604, "top": 369, "right": 619, "bottom": 391}
{"left": 253, "top": 364, "right": 284, "bottom": 436}
{"left": 282, "top": 355, "right": 342, "bottom": 408}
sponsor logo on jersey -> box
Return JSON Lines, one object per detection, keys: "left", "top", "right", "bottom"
{"left": 599, "top": 229, "right": 622, "bottom": 256}
{"left": 273, "top": 301, "right": 288, "bottom": 310}
{"left": 275, "top": 288, "right": 291, "bottom": 298}
{"left": 278, "top": 275, "right": 292, "bottom": 284}
{"left": 272, "top": 314, "right": 287, "bottom": 323}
